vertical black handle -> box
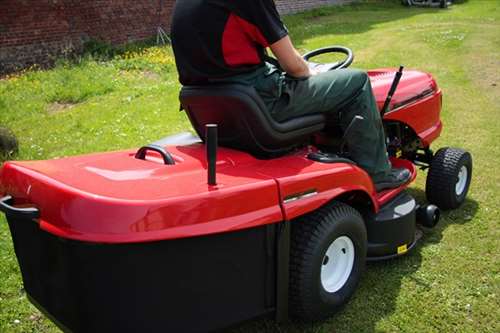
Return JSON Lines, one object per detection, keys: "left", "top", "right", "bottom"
{"left": 206, "top": 124, "right": 218, "bottom": 185}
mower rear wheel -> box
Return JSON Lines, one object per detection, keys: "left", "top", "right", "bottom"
{"left": 289, "top": 202, "right": 367, "bottom": 321}
{"left": 426, "top": 147, "right": 472, "bottom": 210}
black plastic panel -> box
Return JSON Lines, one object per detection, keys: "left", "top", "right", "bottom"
{"left": 7, "top": 217, "right": 278, "bottom": 333}
{"left": 366, "top": 191, "right": 416, "bottom": 259}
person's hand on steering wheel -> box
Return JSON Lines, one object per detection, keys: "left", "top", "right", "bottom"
{"left": 268, "top": 35, "right": 354, "bottom": 78}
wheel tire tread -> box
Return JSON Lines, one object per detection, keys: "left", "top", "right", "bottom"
{"left": 289, "top": 202, "right": 364, "bottom": 321}
{"left": 426, "top": 147, "right": 472, "bottom": 210}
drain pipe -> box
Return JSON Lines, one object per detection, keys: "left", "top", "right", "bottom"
{"left": 206, "top": 124, "right": 218, "bottom": 185}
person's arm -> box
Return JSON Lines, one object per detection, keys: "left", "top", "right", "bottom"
{"left": 269, "top": 36, "right": 315, "bottom": 78}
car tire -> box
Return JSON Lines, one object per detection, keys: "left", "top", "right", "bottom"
{"left": 289, "top": 202, "right": 367, "bottom": 321}
{"left": 426, "top": 147, "right": 472, "bottom": 210}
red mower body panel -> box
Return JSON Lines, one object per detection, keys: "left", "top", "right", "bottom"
{"left": 2, "top": 146, "right": 415, "bottom": 244}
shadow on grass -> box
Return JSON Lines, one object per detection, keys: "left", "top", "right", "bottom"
{"left": 229, "top": 188, "right": 478, "bottom": 333}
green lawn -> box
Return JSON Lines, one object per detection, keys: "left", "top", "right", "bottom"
{"left": 1, "top": 0, "right": 499, "bottom": 332}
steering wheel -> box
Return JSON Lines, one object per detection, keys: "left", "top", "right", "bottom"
{"left": 303, "top": 46, "right": 354, "bottom": 72}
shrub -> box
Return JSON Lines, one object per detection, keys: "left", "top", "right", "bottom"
{"left": 0, "top": 127, "right": 18, "bottom": 161}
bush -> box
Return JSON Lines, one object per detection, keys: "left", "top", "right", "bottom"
{"left": 0, "top": 127, "right": 18, "bottom": 161}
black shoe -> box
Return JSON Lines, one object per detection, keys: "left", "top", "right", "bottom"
{"left": 374, "top": 168, "right": 411, "bottom": 192}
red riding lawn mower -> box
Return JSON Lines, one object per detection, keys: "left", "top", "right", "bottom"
{"left": 0, "top": 47, "right": 472, "bottom": 332}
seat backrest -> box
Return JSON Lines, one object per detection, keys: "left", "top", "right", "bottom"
{"left": 180, "top": 84, "right": 325, "bottom": 157}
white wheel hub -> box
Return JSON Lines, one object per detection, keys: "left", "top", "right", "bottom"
{"left": 455, "top": 166, "right": 468, "bottom": 196}
{"left": 321, "top": 236, "right": 355, "bottom": 293}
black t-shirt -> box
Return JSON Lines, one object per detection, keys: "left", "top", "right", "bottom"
{"left": 171, "top": 0, "right": 288, "bottom": 85}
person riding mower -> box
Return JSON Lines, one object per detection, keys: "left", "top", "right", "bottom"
{"left": 170, "top": 0, "right": 411, "bottom": 192}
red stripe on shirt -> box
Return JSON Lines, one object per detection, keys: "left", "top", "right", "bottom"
{"left": 222, "top": 13, "right": 269, "bottom": 67}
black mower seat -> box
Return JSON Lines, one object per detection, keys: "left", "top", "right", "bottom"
{"left": 180, "top": 84, "right": 325, "bottom": 157}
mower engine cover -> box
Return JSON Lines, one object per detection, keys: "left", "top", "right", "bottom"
{"left": 369, "top": 69, "right": 442, "bottom": 146}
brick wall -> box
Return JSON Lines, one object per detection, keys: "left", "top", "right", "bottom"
{"left": 0, "top": 0, "right": 353, "bottom": 74}
{"left": 0, "top": 0, "right": 173, "bottom": 74}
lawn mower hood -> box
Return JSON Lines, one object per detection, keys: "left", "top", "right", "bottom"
{"left": 369, "top": 69, "right": 442, "bottom": 145}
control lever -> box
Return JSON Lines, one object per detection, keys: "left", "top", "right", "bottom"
{"left": 381, "top": 66, "right": 404, "bottom": 117}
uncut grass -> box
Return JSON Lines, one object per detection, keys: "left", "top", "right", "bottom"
{"left": 0, "top": 48, "right": 188, "bottom": 161}
{"left": 1, "top": 0, "right": 499, "bottom": 332}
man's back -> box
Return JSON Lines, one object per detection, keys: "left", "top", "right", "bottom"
{"left": 171, "top": 0, "right": 287, "bottom": 85}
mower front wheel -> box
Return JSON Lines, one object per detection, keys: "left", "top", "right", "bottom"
{"left": 289, "top": 202, "right": 367, "bottom": 321}
{"left": 426, "top": 147, "right": 472, "bottom": 210}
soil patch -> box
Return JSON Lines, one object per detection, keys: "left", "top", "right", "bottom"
{"left": 47, "top": 102, "right": 77, "bottom": 115}
{"left": 143, "top": 70, "right": 161, "bottom": 80}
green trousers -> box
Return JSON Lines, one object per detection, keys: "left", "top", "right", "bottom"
{"left": 216, "top": 63, "right": 392, "bottom": 179}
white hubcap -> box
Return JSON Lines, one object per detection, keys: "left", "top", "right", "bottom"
{"left": 321, "top": 236, "right": 355, "bottom": 293}
{"left": 455, "top": 166, "right": 468, "bottom": 196}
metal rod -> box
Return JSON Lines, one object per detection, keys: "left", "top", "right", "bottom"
{"left": 206, "top": 124, "right": 218, "bottom": 185}
{"left": 381, "top": 65, "right": 404, "bottom": 117}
